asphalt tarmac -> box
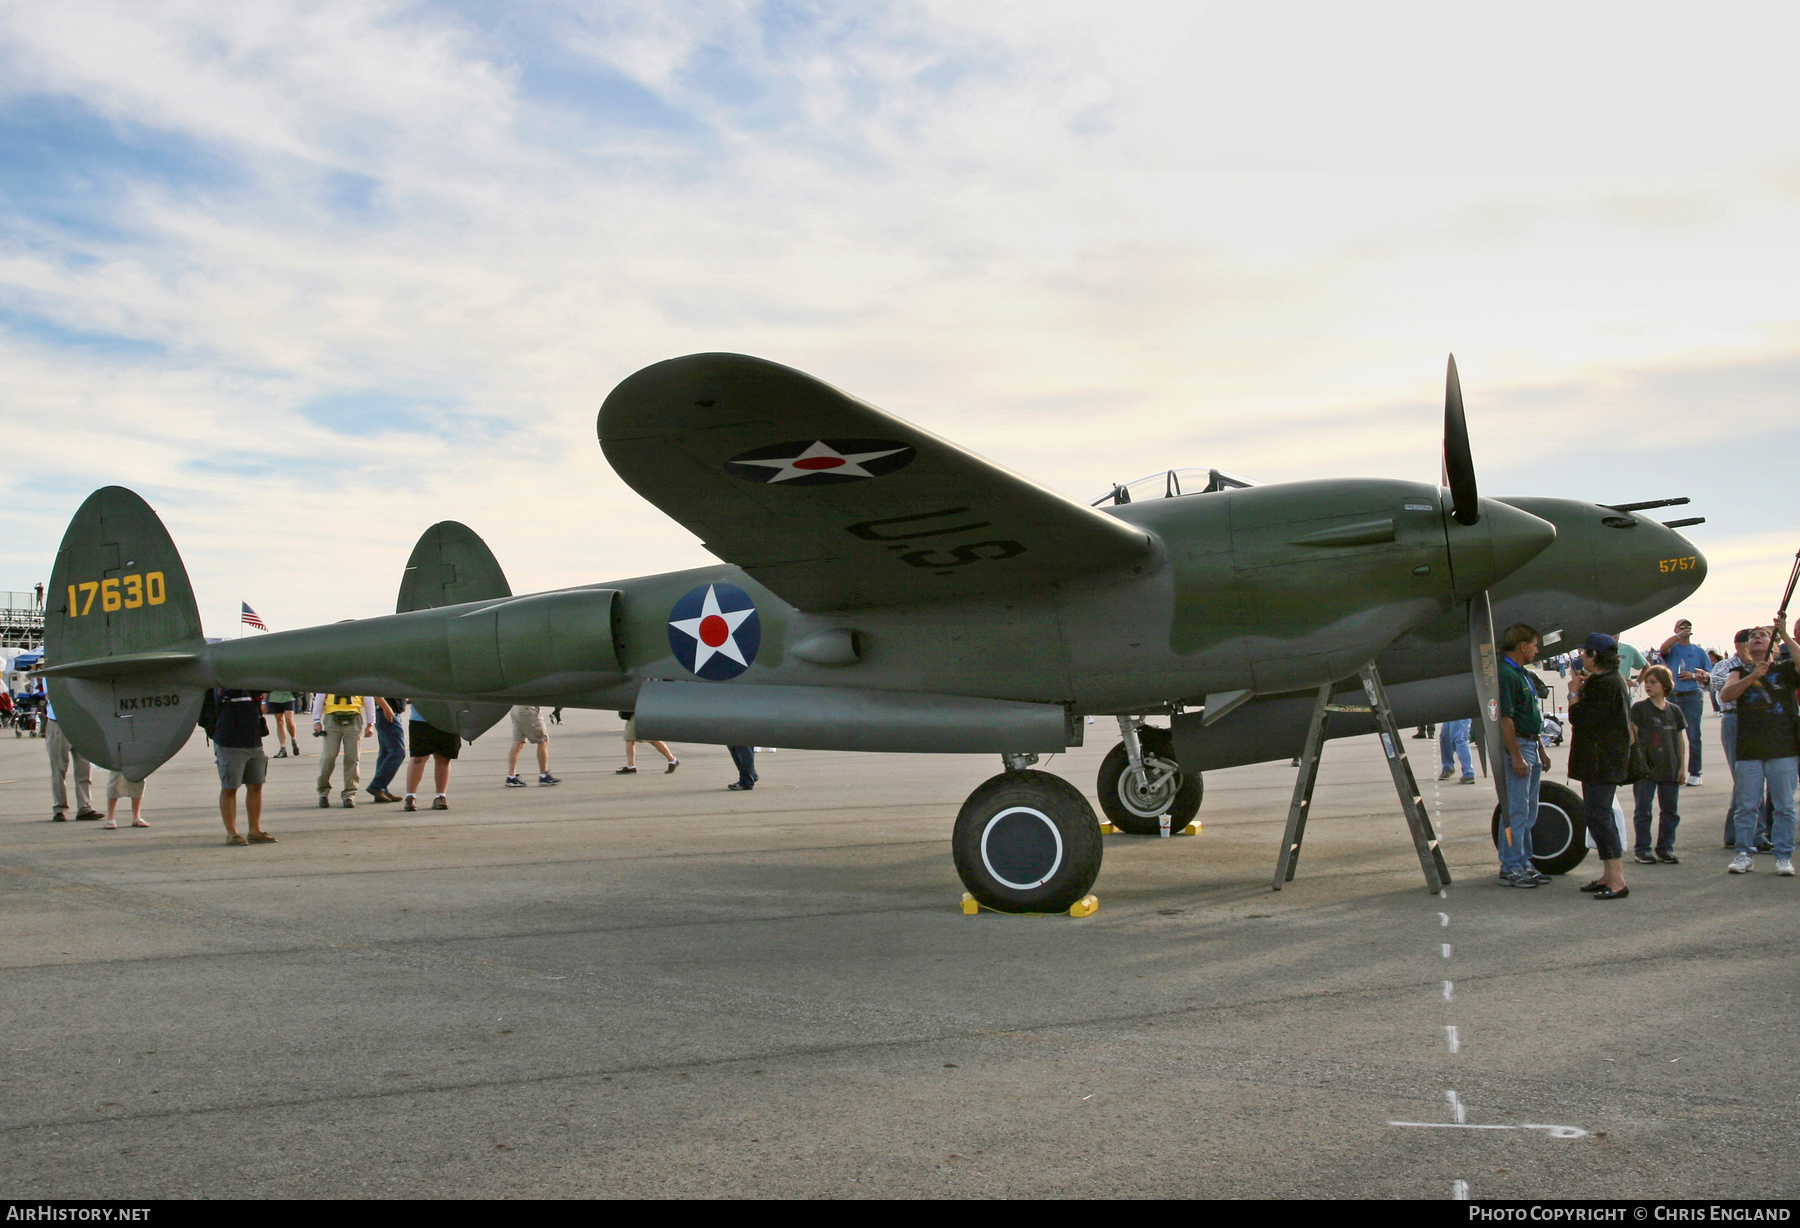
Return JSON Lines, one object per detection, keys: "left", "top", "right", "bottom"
{"left": 1, "top": 708, "right": 1794, "bottom": 1200}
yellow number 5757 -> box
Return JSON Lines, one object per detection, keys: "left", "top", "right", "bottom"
{"left": 1658, "top": 557, "right": 1698, "bottom": 573}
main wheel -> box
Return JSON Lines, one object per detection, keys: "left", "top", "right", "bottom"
{"left": 1490, "top": 779, "right": 1588, "bottom": 876}
{"left": 1096, "top": 728, "right": 1202, "bottom": 835}
{"left": 953, "top": 770, "right": 1104, "bottom": 913}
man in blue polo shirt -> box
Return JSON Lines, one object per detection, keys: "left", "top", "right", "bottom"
{"left": 1497, "top": 622, "right": 1551, "bottom": 887}
{"left": 1659, "top": 618, "right": 1710, "bottom": 785}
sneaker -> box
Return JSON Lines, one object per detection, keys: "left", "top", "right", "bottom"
{"left": 505, "top": 775, "right": 526, "bottom": 788}
{"left": 1500, "top": 870, "right": 1540, "bottom": 888}
{"left": 1657, "top": 851, "right": 1681, "bottom": 864}
{"left": 431, "top": 795, "right": 448, "bottom": 810}
{"left": 274, "top": 747, "right": 288, "bottom": 758}
{"left": 1728, "top": 852, "right": 1754, "bottom": 874}
{"left": 1687, "top": 774, "right": 1701, "bottom": 786}
{"left": 75, "top": 810, "right": 103, "bottom": 821}
{"left": 665, "top": 759, "right": 679, "bottom": 774}
{"left": 1633, "top": 850, "right": 1657, "bottom": 864}
{"left": 403, "top": 795, "right": 417, "bottom": 812}
{"left": 727, "top": 782, "right": 753, "bottom": 791}
{"left": 1778, "top": 859, "right": 1795, "bottom": 877}
{"left": 539, "top": 773, "right": 560, "bottom": 786}
{"left": 52, "top": 812, "right": 67, "bottom": 822}
{"left": 1460, "top": 776, "right": 1477, "bottom": 784}
{"left": 318, "top": 795, "right": 330, "bottom": 809}
{"left": 341, "top": 797, "right": 355, "bottom": 809}
{"left": 1757, "top": 839, "right": 1774, "bottom": 853}
{"left": 1528, "top": 869, "right": 1553, "bottom": 884}
{"left": 291, "top": 741, "right": 302, "bottom": 756}
{"left": 1437, "top": 768, "right": 1455, "bottom": 781}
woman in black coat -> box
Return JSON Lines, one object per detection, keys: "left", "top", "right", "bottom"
{"left": 1566, "top": 632, "right": 1633, "bottom": 898}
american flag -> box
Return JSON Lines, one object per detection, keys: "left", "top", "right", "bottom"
{"left": 241, "top": 602, "right": 268, "bottom": 632}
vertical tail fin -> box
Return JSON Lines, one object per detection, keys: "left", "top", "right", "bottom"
{"left": 44, "top": 488, "right": 207, "bottom": 778}
{"left": 398, "top": 522, "right": 513, "bottom": 742}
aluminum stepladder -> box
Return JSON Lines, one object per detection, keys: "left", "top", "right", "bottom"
{"left": 1271, "top": 661, "right": 1451, "bottom": 893}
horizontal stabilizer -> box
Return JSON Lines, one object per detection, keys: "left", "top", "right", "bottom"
{"left": 39, "top": 650, "right": 202, "bottom": 680}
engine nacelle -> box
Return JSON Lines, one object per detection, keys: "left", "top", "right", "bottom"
{"left": 446, "top": 588, "right": 623, "bottom": 696}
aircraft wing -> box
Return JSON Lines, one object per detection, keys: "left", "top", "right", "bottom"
{"left": 599, "top": 354, "right": 1155, "bottom": 611}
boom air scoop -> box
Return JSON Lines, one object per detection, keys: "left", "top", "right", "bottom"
{"left": 42, "top": 487, "right": 208, "bottom": 780}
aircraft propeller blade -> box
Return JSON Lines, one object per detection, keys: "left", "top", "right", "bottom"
{"left": 1468, "top": 592, "right": 1508, "bottom": 808}
{"left": 1443, "top": 354, "right": 1479, "bottom": 526}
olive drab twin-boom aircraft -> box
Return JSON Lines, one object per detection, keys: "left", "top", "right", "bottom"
{"left": 43, "top": 354, "right": 1706, "bottom": 911}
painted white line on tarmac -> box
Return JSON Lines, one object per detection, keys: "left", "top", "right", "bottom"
{"left": 1390, "top": 1122, "right": 1590, "bottom": 1140}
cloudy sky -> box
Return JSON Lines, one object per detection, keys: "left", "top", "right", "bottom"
{"left": 2, "top": 0, "right": 1795, "bottom": 652}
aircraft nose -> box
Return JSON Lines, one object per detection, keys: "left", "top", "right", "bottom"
{"left": 1446, "top": 498, "right": 1558, "bottom": 599}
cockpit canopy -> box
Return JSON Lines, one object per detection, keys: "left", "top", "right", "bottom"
{"left": 1091, "top": 467, "right": 1259, "bottom": 508}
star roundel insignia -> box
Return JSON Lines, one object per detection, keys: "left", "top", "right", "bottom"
{"left": 668, "top": 583, "right": 761, "bottom": 681}
{"left": 724, "top": 438, "right": 916, "bottom": 486}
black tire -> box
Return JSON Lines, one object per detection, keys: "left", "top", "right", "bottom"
{"left": 1096, "top": 729, "right": 1202, "bottom": 835}
{"left": 1490, "top": 780, "right": 1588, "bottom": 876}
{"left": 953, "top": 770, "right": 1104, "bottom": 913}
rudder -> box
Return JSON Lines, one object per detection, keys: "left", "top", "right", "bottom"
{"left": 45, "top": 488, "right": 207, "bottom": 778}
{"left": 398, "top": 521, "right": 513, "bottom": 743}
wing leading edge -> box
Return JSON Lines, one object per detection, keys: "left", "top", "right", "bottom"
{"left": 599, "top": 354, "right": 1155, "bottom": 611}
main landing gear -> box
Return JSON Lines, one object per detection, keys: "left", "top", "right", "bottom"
{"left": 953, "top": 754, "right": 1104, "bottom": 913}
{"left": 1096, "top": 718, "right": 1202, "bottom": 835}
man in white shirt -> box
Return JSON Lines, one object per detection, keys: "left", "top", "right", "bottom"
{"left": 311, "top": 693, "right": 390, "bottom": 809}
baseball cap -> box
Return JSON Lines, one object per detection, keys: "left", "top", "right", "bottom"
{"left": 1734, "top": 628, "right": 1753, "bottom": 644}
{"left": 1582, "top": 632, "right": 1617, "bottom": 653}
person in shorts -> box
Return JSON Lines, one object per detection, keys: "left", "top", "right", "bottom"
{"left": 616, "top": 710, "right": 678, "bottom": 775}
{"left": 505, "top": 706, "right": 560, "bottom": 787}
{"left": 264, "top": 691, "right": 302, "bottom": 758}
{"left": 208, "top": 687, "right": 274, "bottom": 845}
{"left": 404, "top": 712, "right": 460, "bottom": 811}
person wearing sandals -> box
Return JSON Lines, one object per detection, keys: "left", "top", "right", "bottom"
{"left": 1630, "top": 666, "right": 1687, "bottom": 864}
{"left": 103, "top": 769, "right": 149, "bottom": 829}
{"left": 616, "top": 711, "right": 678, "bottom": 776}
{"left": 1566, "top": 633, "right": 1632, "bottom": 898}
{"left": 204, "top": 686, "right": 275, "bottom": 846}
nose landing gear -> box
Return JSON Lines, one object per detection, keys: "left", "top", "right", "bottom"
{"left": 1096, "top": 718, "right": 1202, "bottom": 835}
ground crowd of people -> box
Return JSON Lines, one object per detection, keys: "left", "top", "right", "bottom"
{"left": 18, "top": 665, "right": 765, "bottom": 843}
{"left": 1494, "top": 613, "right": 1800, "bottom": 896}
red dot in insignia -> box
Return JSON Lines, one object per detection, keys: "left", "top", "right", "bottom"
{"left": 792, "top": 456, "right": 845, "bottom": 470}
{"left": 698, "top": 615, "right": 730, "bottom": 647}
